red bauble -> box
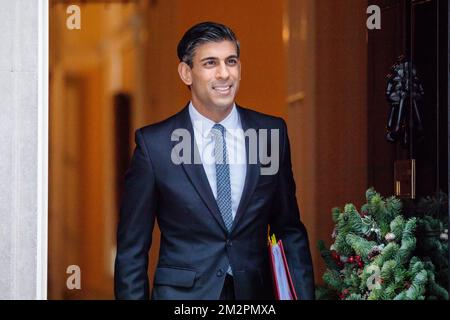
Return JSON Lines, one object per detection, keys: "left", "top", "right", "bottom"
{"left": 331, "top": 250, "right": 338, "bottom": 260}
{"left": 355, "top": 255, "right": 361, "bottom": 262}
{"left": 348, "top": 256, "right": 354, "bottom": 263}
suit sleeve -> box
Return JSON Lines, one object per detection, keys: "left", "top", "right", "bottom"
{"left": 269, "top": 119, "right": 315, "bottom": 300}
{"left": 114, "top": 129, "right": 157, "bottom": 299}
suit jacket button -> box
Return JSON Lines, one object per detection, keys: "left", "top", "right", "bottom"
{"left": 217, "top": 269, "right": 224, "bottom": 277}
{"left": 226, "top": 239, "right": 232, "bottom": 247}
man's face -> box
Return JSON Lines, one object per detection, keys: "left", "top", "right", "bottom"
{"left": 181, "top": 40, "right": 241, "bottom": 112}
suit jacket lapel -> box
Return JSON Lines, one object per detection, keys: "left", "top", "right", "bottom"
{"left": 230, "top": 106, "right": 261, "bottom": 235}
{"left": 171, "top": 106, "right": 228, "bottom": 233}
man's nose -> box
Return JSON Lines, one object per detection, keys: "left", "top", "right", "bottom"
{"left": 216, "top": 61, "right": 230, "bottom": 79}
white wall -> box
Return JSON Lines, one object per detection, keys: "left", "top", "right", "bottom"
{"left": 0, "top": 0, "right": 48, "bottom": 299}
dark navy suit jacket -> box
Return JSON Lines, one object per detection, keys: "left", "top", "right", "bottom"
{"left": 114, "top": 104, "right": 315, "bottom": 300}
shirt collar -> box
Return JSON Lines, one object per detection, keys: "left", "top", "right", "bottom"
{"left": 188, "top": 101, "right": 239, "bottom": 139}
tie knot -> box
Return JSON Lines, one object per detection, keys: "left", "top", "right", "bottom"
{"left": 212, "top": 123, "right": 226, "bottom": 136}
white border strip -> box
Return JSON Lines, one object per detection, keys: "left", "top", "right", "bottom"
{"left": 37, "top": 0, "right": 49, "bottom": 300}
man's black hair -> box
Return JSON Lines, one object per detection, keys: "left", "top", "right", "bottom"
{"left": 177, "top": 21, "right": 240, "bottom": 68}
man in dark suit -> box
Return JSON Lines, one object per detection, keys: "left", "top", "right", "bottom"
{"left": 114, "top": 21, "right": 314, "bottom": 300}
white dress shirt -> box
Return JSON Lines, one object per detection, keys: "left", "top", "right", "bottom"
{"left": 189, "top": 102, "right": 247, "bottom": 220}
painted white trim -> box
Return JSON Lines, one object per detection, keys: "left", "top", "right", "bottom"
{"left": 36, "top": 0, "right": 49, "bottom": 300}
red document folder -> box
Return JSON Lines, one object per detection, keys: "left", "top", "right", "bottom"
{"left": 268, "top": 234, "right": 298, "bottom": 300}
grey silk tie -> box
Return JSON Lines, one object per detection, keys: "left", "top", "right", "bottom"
{"left": 211, "top": 124, "right": 233, "bottom": 231}
{"left": 211, "top": 123, "right": 233, "bottom": 275}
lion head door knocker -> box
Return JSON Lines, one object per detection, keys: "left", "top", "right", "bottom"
{"left": 385, "top": 56, "right": 425, "bottom": 145}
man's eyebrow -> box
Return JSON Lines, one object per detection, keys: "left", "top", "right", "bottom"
{"left": 199, "top": 55, "right": 239, "bottom": 62}
{"left": 199, "top": 57, "right": 217, "bottom": 62}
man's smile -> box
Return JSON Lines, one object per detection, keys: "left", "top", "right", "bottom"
{"left": 212, "top": 84, "right": 233, "bottom": 95}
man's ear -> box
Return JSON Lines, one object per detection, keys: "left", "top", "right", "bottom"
{"left": 178, "top": 62, "right": 192, "bottom": 86}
